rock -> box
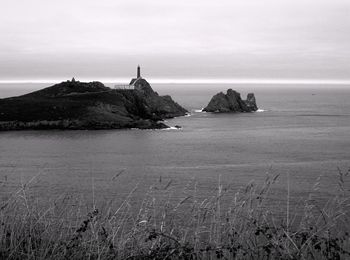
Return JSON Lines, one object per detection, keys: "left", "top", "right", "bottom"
{"left": 130, "top": 78, "right": 155, "bottom": 96}
{"left": 0, "top": 78, "right": 188, "bottom": 131}
{"left": 245, "top": 93, "right": 258, "bottom": 111}
{"left": 203, "top": 89, "right": 258, "bottom": 113}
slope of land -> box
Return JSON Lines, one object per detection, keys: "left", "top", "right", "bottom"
{"left": 0, "top": 79, "right": 187, "bottom": 130}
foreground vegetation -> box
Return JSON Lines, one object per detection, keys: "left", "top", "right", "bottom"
{"left": 0, "top": 168, "right": 349, "bottom": 259}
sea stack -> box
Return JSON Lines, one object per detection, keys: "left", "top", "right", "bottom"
{"left": 203, "top": 89, "right": 258, "bottom": 113}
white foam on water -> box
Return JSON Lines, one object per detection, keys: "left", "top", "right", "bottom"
{"left": 256, "top": 109, "right": 266, "bottom": 112}
{"left": 162, "top": 126, "right": 182, "bottom": 131}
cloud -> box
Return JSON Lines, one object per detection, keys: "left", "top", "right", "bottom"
{"left": 0, "top": 0, "right": 349, "bottom": 80}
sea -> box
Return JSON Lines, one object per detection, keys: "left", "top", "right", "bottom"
{"left": 1, "top": 83, "right": 350, "bottom": 216}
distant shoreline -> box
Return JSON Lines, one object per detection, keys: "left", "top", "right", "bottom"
{"left": 1, "top": 78, "right": 350, "bottom": 85}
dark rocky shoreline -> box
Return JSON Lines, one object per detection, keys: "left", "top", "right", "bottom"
{"left": 0, "top": 78, "right": 259, "bottom": 131}
{"left": 0, "top": 78, "right": 187, "bottom": 131}
{"left": 203, "top": 89, "right": 258, "bottom": 113}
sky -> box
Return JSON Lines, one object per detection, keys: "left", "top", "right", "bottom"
{"left": 0, "top": 0, "right": 350, "bottom": 83}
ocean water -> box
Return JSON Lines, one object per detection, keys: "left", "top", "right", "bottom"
{"left": 0, "top": 83, "right": 350, "bottom": 214}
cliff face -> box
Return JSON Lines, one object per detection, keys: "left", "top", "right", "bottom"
{"left": 203, "top": 89, "right": 258, "bottom": 113}
{"left": 129, "top": 78, "right": 187, "bottom": 118}
{"left": 0, "top": 79, "right": 187, "bottom": 131}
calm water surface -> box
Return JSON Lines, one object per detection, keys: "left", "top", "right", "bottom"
{"left": 0, "top": 83, "right": 349, "bottom": 214}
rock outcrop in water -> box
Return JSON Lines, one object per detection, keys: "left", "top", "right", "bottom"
{"left": 0, "top": 78, "right": 187, "bottom": 131}
{"left": 203, "top": 89, "right": 258, "bottom": 113}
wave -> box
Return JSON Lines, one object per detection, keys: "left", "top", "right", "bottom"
{"left": 163, "top": 126, "right": 182, "bottom": 130}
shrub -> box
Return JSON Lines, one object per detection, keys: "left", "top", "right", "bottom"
{"left": 0, "top": 168, "right": 349, "bottom": 259}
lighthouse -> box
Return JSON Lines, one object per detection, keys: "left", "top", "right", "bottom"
{"left": 137, "top": 65, "right": 141, "bottom": 78}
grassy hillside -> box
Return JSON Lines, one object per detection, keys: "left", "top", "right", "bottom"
{"left": 0, "top": 169, "right": 349, "bottom": 259}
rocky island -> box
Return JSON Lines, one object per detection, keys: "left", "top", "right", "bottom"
{"left": 0, "top": 67, "right": 187, "bottom": 131}
{"left": 203, "top": 89, "right": 258, "bottom": 113}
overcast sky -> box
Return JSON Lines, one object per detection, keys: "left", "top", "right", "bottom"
{"left": 0, "top": 0, "right": 349, "bottom": 83}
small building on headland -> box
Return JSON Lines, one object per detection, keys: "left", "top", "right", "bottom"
{"left": 114, "top": 66, "right": 155, "bottom": 95}
{"left": 129, "top": 65, "right": 142, "bottom": 89}
{"left": 114, "top": 65, "right": 142, "bottom": 90}
{"left": 67, "top": 77, "right": 78, "bottom": 83}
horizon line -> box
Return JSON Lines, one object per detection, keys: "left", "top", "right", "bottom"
{"left": 0, "top": 78, "right": 350, "bottom": 85}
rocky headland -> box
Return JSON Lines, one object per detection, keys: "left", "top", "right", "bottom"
{"left": 0, "top": 78, "right": 187, "bottom": 131}
{"left": 203, "top": 89, "right": 258, "bottom": 113}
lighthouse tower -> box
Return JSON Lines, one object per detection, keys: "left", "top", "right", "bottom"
{"left": 137, "top": 65, "right": 141, "bottom": 78}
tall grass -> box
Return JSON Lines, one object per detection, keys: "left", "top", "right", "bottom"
{"left": 0, "top": 168, "right": 349, "bottom": 259}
